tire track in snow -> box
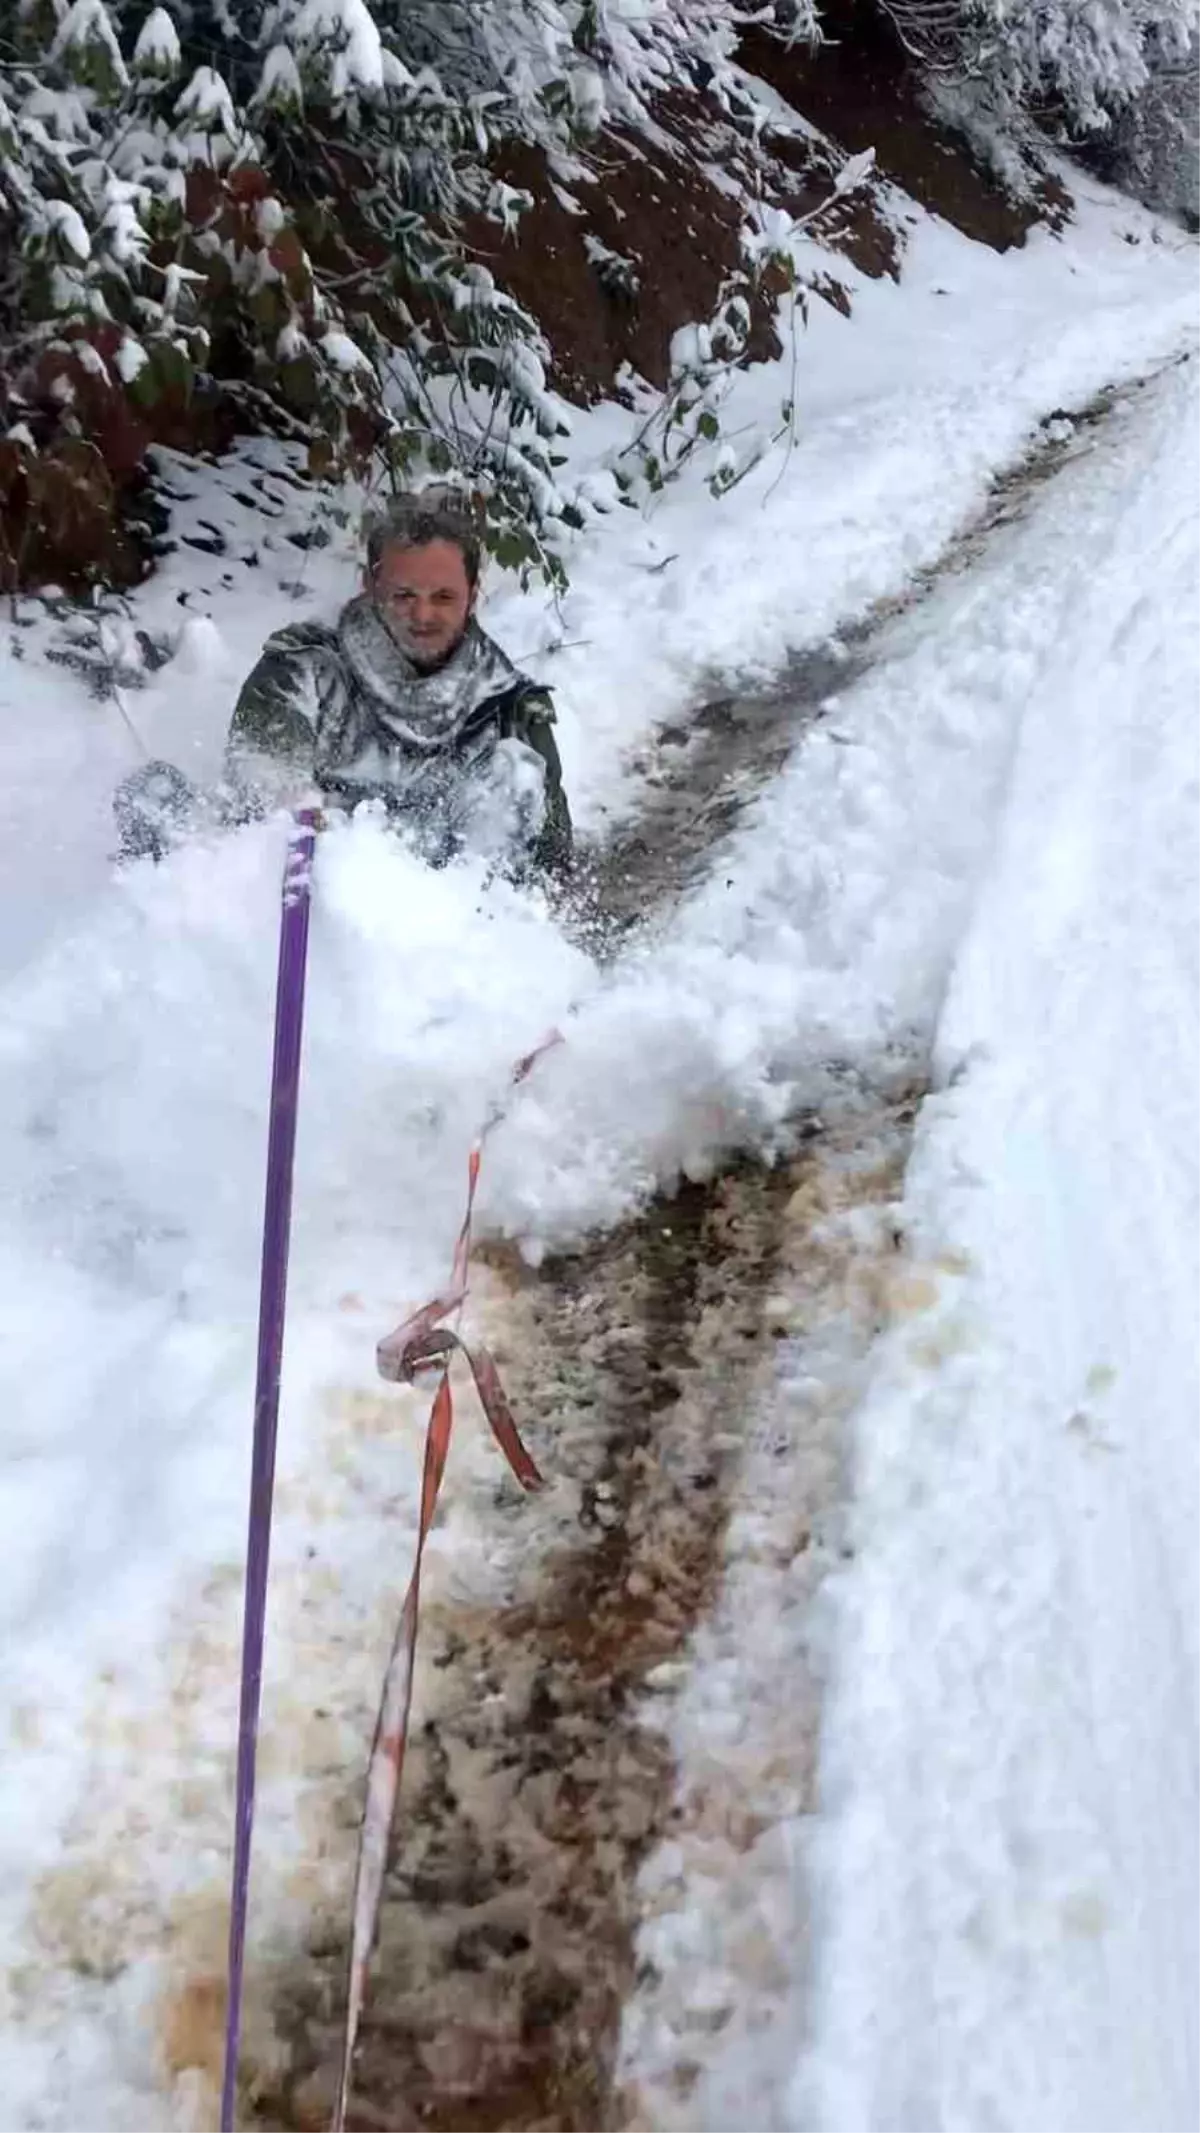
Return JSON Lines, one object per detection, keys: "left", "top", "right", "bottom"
{"left": 254, "top": 1088, "right": 921, "bottom": 2132}
{"left": 567, "top": 364, "right": 1170, "bottom": 948}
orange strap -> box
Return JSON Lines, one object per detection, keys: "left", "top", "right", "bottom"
{"left": 332, "top": 1029, "right": 562, "bottom": 2131}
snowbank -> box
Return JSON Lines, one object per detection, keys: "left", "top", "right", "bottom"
{"left": 796, "top": 359, "right": 1199, "bottom": 2132}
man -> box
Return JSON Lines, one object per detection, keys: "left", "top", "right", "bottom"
{"left": 116, "top": 490, "right": 571, "bottom": 876}
{"left": 228, "top": 489, "right": 571, "bottom": 874}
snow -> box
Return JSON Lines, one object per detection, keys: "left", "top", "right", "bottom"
{"left": 17, "top": 86, "right": 91, "bottom": 144}
{"left": 833, "top": 144, "right": 877, "bottom": 196}
{"left": 0, "top": 153, "right": 1195, "bottom": 2130}
{"left": 115, "top": 334, "right": 147, "bottom": 382}
{"left": 793, "top": 354, "right": 1200, "bottom": 2133}
{"left": 318, "top": 327, "right": 373, "bottom": 374}
{"left": 51, "top": 0, "right": 128, "bottom": 86}
{"left": 174, "top": 66, "right": 239, "bottom": 137}
{"left": 100, "top": 184, "right": 150, "bottom": 269}
{"left": 483, "top": 177, "right": 1198, "bottom": 834}
{"left": 613, "top": 345, "right": 1200, "bottom": 2133}
{"left": 172, "top": 614, "right": 232, "bottom": 676}
{"left": 256, "top": 44, "right": 304, "bottom": 109}
{"left": 132, "top": 7, "right": 182, "bottom": 76}
{"left": 40, "top": 198, "right": 91, "bottom": 261}
{"left": 293, "top": 0, "right": 386, "bottom": 94}
{"left": 570, "top": 63, "right": 607, "bottom": 132}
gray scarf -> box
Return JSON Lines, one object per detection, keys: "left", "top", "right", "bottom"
{"left": 337, "top": 595, "right": 521, "bottom": 753}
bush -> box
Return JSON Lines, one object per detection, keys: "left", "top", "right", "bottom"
{"left": 0, "top": 0, "right": 822, "bottom": 588}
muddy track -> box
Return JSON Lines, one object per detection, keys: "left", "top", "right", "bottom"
{"left": 255, "top": 1093, "right": 919, "bottom": 2133}
{"left": 250, "top": 374, "right": 1150, "bottom": 2131}
{"left": 265, "top": 1156, "right": 803, "bottom": 2129}
{"left": 564, "top": 368, "right": 1162, "bottom": 944}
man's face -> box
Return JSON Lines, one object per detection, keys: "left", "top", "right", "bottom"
{"left": 370, "top": 538, "right": 475, "bottom": 669}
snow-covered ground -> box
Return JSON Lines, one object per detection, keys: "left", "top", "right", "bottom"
{"left": 796, "top": 352, "right": 1200, "bottom": 2133}
{"left": 0, "top": 160, "right": 1195, "bottom": 2130}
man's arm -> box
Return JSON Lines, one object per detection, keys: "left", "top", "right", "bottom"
{"left": 225, "top": 624, "right": 338, "bottom": 803}
{"left": 507, "top": 688, "right": 572, "bottom": 875}
{"left": 228, "top": 630, "right": 325, "bottom": 757}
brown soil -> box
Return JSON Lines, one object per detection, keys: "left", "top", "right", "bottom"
{"left": 461, "top": 2, "right": 1074, "bottom": 413}
{"left": 459, "top": 83, "right": 892, "bottom": 408}
{"left": 738, "top": 0, "right": 1070, "bottom": 251}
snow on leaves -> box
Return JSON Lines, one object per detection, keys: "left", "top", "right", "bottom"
{"left": 2, "top": 0, "right": 659, "bottom": 582}
{"left": 880, "top": 0, "right": 1198, "bottom": 135}
{"left": 0, "top": 0, "right": 1192, "bottom": 595}
{"left": 131, "top": 8, "right": 182, "bottom": 81}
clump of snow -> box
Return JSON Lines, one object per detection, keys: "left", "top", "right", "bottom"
{"left": 100, "top": 182, "right": 150, "bottom": 269}
{"left": 41, "top": 199, "right": 91, "bottom": 261}
{"left": 51, "top": 0, "right": 128, "bottom": 87}
{"left": 115, "top": 334, "right": 147, "bottom": 382}
{"left": 174, "top": 65, "right": 238, "bottom": 136}
{"left": 319, "top": 327, "right": 372, "bottom": 374}
{"left": 255, "top": 43, "right": 304, "bottom": 108}
{"left": 132, "top": 7, "right": 181, "bottom": 77}
{"left": 455, "top": 734, "right": 548, "bottom": 864}
{"left": 172, "top": 614, "right": 229, "bottom": 676}
{"left": 292, "top": 0, "right": 385, "bottom": 94}
{"left": 570, "top": 63, "right": 607, "bottom": 132}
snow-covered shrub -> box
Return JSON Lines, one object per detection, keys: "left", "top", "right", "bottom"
{"left": 879, "top": 0, "right": 1199, "bottom": 138}
{"left": 0, "top": 0, "right": 832, "bottom": 590}
{"left": 0, "top": 1, "right": 578, "bottom": 583}
{"left": 1092, "top": 29, "right": 1200, "bottom": 225}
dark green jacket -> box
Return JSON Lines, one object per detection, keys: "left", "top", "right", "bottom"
{"left": 227, "top": 596, "right": 571, "bottom": 875}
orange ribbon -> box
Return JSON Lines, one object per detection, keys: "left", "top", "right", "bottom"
{"left": 332, "top": 1030, "right": 562, "bottom": 2130}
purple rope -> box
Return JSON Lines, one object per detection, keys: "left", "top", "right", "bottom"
{"left": 221, "top": 811, "right": 318, "bottom": 2133}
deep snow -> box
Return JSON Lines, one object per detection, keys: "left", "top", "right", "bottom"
{"left": 795, "top": 354, "right": 1200, "bottom": 2133}
{"left": 0, "top": 159, "right": 1195, "bottom": 2132}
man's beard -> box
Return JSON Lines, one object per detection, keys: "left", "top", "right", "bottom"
{"left": 378, "top": 603, "right": 465, "bottom": 673}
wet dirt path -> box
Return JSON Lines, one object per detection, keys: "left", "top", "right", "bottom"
{"left": 257, "top": 1090, "right": 919, "bottom": 2133}
{"left": 250, "top": 373, "right": 1157, "bottom": 2132}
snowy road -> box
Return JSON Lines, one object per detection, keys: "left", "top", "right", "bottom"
{"left": 794, "top": 352, "right": 1200, "bottom": 2133}
{"left": 0, "top": 184, "right": 1195, "bottom": 2132}
{"left": 619, "top": 360, "right": 1200, "bottom": 2133}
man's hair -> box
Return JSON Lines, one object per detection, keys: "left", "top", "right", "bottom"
{"left": 364, "top": 488, "right": 484, "bottom": 587}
